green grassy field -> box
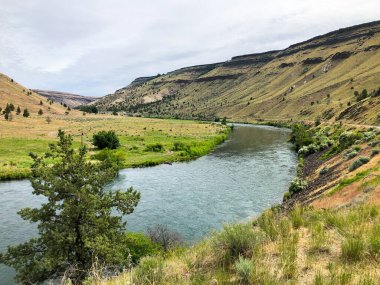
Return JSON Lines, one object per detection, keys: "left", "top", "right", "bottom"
{"left": 0, "top": 115, "right": 229, "bottom": 180}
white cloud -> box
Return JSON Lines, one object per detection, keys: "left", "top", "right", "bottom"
{"left": 0, "top": 0, "right": 379, "bottom": 96}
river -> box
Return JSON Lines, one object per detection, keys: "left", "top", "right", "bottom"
{"left": 0, "top": 124, "right": 297, "bottom": 284}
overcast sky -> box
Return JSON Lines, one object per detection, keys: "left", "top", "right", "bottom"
{"left": 1, "top": 0, "right": 379, "bottom": 96}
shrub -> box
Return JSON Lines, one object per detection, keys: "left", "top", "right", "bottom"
{"left": 23, "top": 109, "right": 30, "bottom": 117}
{"left": 234, "top": 256, "right": 253, "bottom": 284}
{"left": 93, "top": 148, "right": 126, "bottom": 165}
{"left": 371, "top": 149, "right": 379, "bottom": 157}
{"left": 92, "top": 131, "right": 120, "bottom": 150}
{"left": 319, "top": 166, "right": 329, "bottom": 175}
{"left": 283, "top": 191, "right": 291, "bottom": 201}
{"left": 145, "top": 143, "right": 164, "bottom": 152}
{"left": 124, "top": 232, "right": 161, "bottom": 264}
{"left": 349, "top": 157, "right": 370, "bottom": 172}
{"left": 38, "top": 109, "right": 43, "bottom": 115}
{"left": 341, "top": 237, "right": 365, "bottom": 262}
{"left": 288, "top": 177, "right": 308, "bottom": 195}
{"left": 290, "top": 124, "right": 314, "bottom": 151}
{"left": 172, "top": 141, "right": 190, "bottom": 152}
{"left": 339, "top": 131, "right": 363, "bottom": 149}
{"left": 212, "top": 223, "right": 260, "bottom": 264}
{"left": 146, "top": 224, "right": 182, "bottom": 251}
{"left": 357, "top": 89, "right": 369, "bottom": 101}
{"left": 78, "top": 105, "right": 98, "bottom": 114}
{"left": 345, "top": 150, "right": 358, "bottom": 160}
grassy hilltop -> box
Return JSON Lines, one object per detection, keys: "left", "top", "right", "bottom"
{"left": 94, "top": 21, "right": 380, "bottom": 125}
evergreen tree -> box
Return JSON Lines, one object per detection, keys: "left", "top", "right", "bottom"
{"left": 23, "top": 108, "right": 30, "bottom": 117}
{"left": 38, "top": 109, "right": 43, "bottom": 115}
{"left": 0, "top": 130, "right": 140, "bottom": 284}
{"left": 16, "top": 106, "right": 21, "bottom": 115}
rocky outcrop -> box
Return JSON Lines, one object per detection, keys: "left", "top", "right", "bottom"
{"left": 302, "top": 57, "right": 325, "bottom": 65}
{"left": 331, "top": 51, "right": 353, "bottom": 60}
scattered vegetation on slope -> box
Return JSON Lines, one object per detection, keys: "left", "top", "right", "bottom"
{"left": 96, "top": 204, "right": 380, "bottom": 285}
{"left": 94, "top": 21, "right": 380, "bottom": 125}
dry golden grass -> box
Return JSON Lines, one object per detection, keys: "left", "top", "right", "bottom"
{"left": 96, "top": 205, "right": 380, "bottom": 285}
{"left": 96, "top": 24, "right": 380, "bottom": 125}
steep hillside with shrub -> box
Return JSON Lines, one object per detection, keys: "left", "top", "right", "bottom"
{"left": 0, "top": 73, "right": 72, "bottom": 116}
{"left": 283, "top": 123, "right": 380, "bottom": 209}
{"left": 94, "top": 21, "right": 380, "bottom": 125}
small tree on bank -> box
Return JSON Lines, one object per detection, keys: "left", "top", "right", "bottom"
{"left": 0, "top": 130, "right": 140, "bottom": 284}
{"left": 93, "top": 130, "right": 120, "bottom": 150}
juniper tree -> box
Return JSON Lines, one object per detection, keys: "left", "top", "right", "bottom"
{"left": 23, "top": 108, "right": 30, "bottom": 117}
{"left": 0, "top": 130, "right": 140, "bottom": 284}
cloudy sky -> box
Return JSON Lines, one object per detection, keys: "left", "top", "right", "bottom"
{"left": 1, "top": 0, "right": 380, "bottom": 96}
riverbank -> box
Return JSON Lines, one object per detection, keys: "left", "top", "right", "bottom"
{"left": 282, "top": 122, "right": 380, "bottom": 209}
{"left": 0, "top": 115, "right": 230, "bottom": 181}
{"left": 97, "top": 122, "right": 380, "bottom": 285}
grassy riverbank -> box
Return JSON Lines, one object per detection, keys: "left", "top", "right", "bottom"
{"left": 0, "top": 115, "right": 229, "bottom": 180}
{"left": 94, "top": 122, "right": 380, "bottom": 285}
{"left": 97, "top": 204, "right": 380, "bottom": 285}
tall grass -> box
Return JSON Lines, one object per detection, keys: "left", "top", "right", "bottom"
{"left": 99, "top": 205, "right": 380, "bottom": 285}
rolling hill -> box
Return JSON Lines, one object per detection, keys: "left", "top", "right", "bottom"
{"left": 0, "top": 73, "right": 73, "bottom": 116}
{"left": 32, "top": 89, "right": 98, "bottom": 108}
{"left": 94, "top": 20, "right": 380, "bottom": 125}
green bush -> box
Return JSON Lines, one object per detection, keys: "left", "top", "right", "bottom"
{"left": 339, "top": 131, "right": 363, "bottom": 149}
{"left": 124, "top": 232, "right": 161, "bottom": 264}
{"left": 283, "top": 191, "right": 291, "bottom": 201}
{"left": 145, "top": 143, "right": 164, "bottom": 152}
{"left": 234, "top": 256, "right": 253, "bottom": 284}
{"left": 92, "top": 148, "right": 126, "bottom": 165}
{"left": 319, "top": 166, "right": 329, "bottom": 175}
{"left": 349, "top": 157, "right": 370, "bottom": 172}
{"left": 172, "top": 141, "right": 190, "bottom": 152}
{"left": 345, "top": 150, "right": 358, "bottom": 160}
{"left": 92, "top": 130, "right": 120, "bottom": 149}
{"left": 288, "top": 177, "right": 308, "bottom": 195}
{"left": 290, "top": 124, "right": 314, "bottom": 151}
{"left": 371, "top": 149, "right": 379, "bottom": 157}
{"left": 212, "top": 223, "right": 260, "bottom": 264}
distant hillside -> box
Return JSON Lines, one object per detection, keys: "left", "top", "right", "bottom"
{"left": 94, "top": 20, "right": 380, "bottom": 125}
{"left": 0, "top": 73, "right": 72, "bottom": 116}
{"left": 32, "top": 89, "right": 98, "bottom": 108}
